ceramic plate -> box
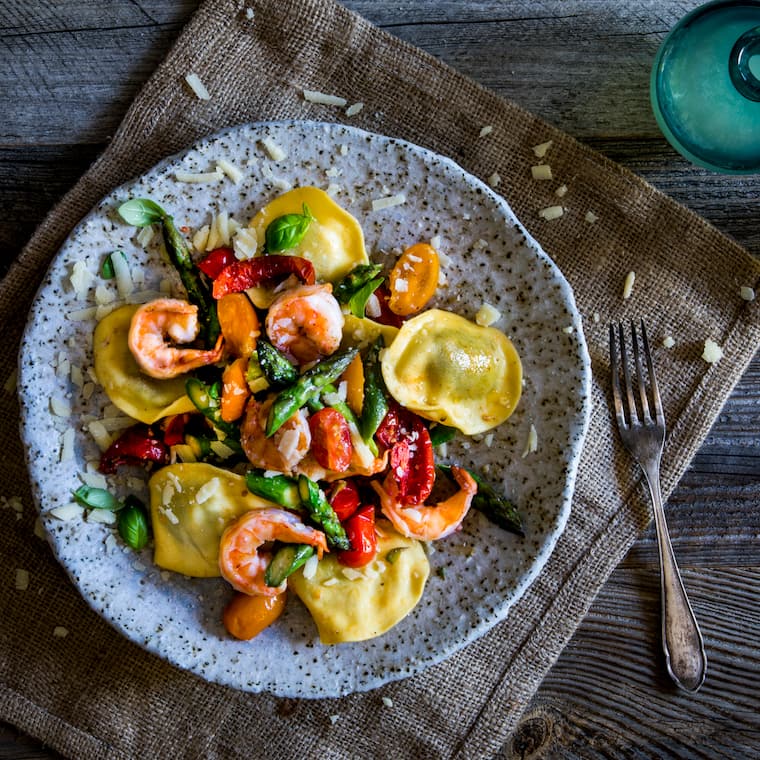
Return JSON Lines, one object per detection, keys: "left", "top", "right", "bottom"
{"left": 19, "top": 121, "right": 591, "bottom": 697}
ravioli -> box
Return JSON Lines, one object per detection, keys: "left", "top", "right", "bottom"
{"left": 150, "top": 463, "right": 275, "bottom": 577}
{"left": 340, "top": 313, "right": 399, "bottom": 349}
{"left": 289, "top": 524, "right": 429, "bottom": 644}
{"left": 246, "top": 186, "right": 368, "bottom": 306}
{"left": 381, "top": 309, "right": 522, "bottom": 435}
{"left": 93, "top": 305, "right": 197, "bottom": 424}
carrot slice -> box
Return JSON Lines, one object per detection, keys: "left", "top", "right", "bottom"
{"left": 221, "top": 357, "right": 251, "bottom": 423}
{"left": 217, "top": 293, "right": 260, "bottom": 358}
{"left": 388, "top": 242, "right": 440, "bottom": 316}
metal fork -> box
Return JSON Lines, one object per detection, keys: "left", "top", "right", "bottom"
{"left": 610, "top": 320, "right": 707, "bottom": 692}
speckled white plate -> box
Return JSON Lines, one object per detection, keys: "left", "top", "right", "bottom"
{"left": 19, "top": 121, "right": 591, "bottom": 698}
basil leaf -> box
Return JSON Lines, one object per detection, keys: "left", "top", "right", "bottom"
{"left": 72, "top": 485, "right": 123, "bottom": 511}
{"left": 265, "top": 203, "right": 314, "bottom": 252}
{"left": 348, "top": 276, "right": 383, "bottom": 318}
{"left": 428, "top": 423, "right": 457, "bottom": 446}
{"left": 118, "top": 502, "right": 150, "bottom": 550}
{"left": 385, "top": 547, "right": 407, "bottom": 564}
{"left": 101, "top": 250, "right": 125, "bottom": 279}
{"left": 117, "top": 198, "right": 166, "bottom": 227}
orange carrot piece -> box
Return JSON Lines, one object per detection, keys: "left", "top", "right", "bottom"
{"left": 217, "top": 292, "right": 261, "bottom": 358}
{"left": 221, "top": 356, "right": 251, "bottom": 422}
{"left": 341, "top": 353, "right": 365, "bottom": 416}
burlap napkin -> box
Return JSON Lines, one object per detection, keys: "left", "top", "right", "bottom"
{"left": 2, "top": 1, "right": 758, "bottom": 757}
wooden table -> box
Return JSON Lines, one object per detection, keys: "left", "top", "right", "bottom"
{"left": 2, "top": 2, "right": 759, "bottom": 757}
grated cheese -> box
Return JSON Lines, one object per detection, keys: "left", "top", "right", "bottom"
{"left": 261, "top": 137, "right": 287, "bottom": 161}
{"left": 49, "top": 503, "right": 84, "bottom": 521}
{"left": 585, "top": 211, "right": 598, "bottom": 224}
{"left": 475, "top": 303, "right": 501, "bottom": 326}
{"left": 372, "top": 193, "right": 406, "bottom": 211}
{"left": 488, "top": 172, "right": 501, "bottom": 188}
{"left": 185, "top": 72, "right": 211, "bottom": 100}
{"left": 345, "top": 102, "right": 364, "bottom": 117}
{"left": 175, "top": 170, "right": 224, "bottom": 184}
{"left": 87, "top": 420, "right": 113, "bottom": 451}
{"left": 70, "top": 260, "right": 94, "bottom": 300}
{"left": 195, "top": 478, "right": 221, "bottom": 504}
{"left": 232, "top": 228, "right": 258, "bottom": 260}
{"left": 193, "top": 225, "right": 210, "bottom": 251}
{"left": 382, "top": 697, "right": 394, "bottom": 708}
{"left": 15, "top": 569, "right": 29, "bottom": 591}
{"left": 662, "top": 336, "right": 675, "bottom": 348}
{"left": 532, "top": 140, "right": 553, "bottom": 158}
{"left": 303, "top": 89, "right": 347, "bottom": 107}
{"left": 555, "top": 184, "right": 568, "bottom": 198}
{"left": 87, "top": 509, "right": 116, "bottom": 524}
{"left": 538, "top": 205, "right": 564, "bottom": 220}
{"left": 111, "top": 246, "right": 134, "bottom": 298}
{"left": 302, "top": 553, "right": 319, "bottom": 580}
{"left": 50, "top": 396, "right": 72, "bottom": 418}
{"left": 210, "top": 440, "right": 236, "bottom": 459}
{"left": 622, "top": 271, "right": 636, "bottom": 300}
{"left": 521, "top": 424, "right": 538, "bottom": 458}
{"left": 53, "top": 626, "right": 69, "bottom": 638}
{"left": 479, "top": 125, "right": 493, "bottom": 137}
{"left": 59, "top": 428, "right": 75, "bottom": 462}
{"left": 740, "top": 285, "right": 756, "bottom": 301}
{"left": 136, "top": 226, "right": 154, "bottom": 248}
{"left": 217, "top": 158, "right": 244, "bottom": 184}
{"left": 531, "top": 164, "right": 553, "bottom": 181}
{"left": 702, "top": 338, "right": 723, "bottom": 364}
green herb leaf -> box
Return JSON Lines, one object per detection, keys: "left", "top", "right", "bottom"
{"left": 118, "top": 502, "right": 150, "bottom": 550}
{"left": 73, "top": 485, "right": 123, "bottom": 511}
{"left": 348, "top": 276, "right": 384, "bottom": 318}
{"left": 429, "top": 423, "right": 457, "bottom": 447}
{"left": 265, "top": 203, "right": 314, "bottom": 252}
{"left": 333, "top": 264, "right": 383, "bottom": 304}
{"left": 101, "top": 251, "right": 123, "bottom": 279}
{"left": 117, "top": 198, "right": 166, "bottom": 227}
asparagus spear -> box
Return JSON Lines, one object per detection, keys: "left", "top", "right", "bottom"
{"left": 297, "top": 475, "right": 350, "bottom": 550}
{"left": 438, "top": 464, "right": 524, "bottom": 537}
{"left": 118, "top": 198, "right": 220, "bottom": 346}
{"left": 359, "top": 337, "right": 388, "bottom": 452}
{"left": 256, "top": 338, "right": 298, "bottom": 387}
{"left": 185, "top": 377, "right": 241, "bottom": 443}
{"left": 265, "top": 348, "right": 359, "bottom": 436}
{"left": 245, "top": 469, "right": 301, "bottom": 509}
{"left": 265, "top": 544, "right": 314, "bottom": 587}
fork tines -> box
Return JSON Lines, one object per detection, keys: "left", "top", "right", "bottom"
{"left": 609, "top": 320, "right": 665, "bottom": 430}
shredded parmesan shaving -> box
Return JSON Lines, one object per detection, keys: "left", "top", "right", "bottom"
{"left": 622, "top": 271, "right": 636, "bottom": 300}
{"left": 531, "top": 164, "right": 553, "bottom": 180}
{"left": 475, "top": 303, "right": 501, "bottom": 326}
{"left": 479, "top": 125, "right": 493, "bottom": 137}
{"left": 521, "top": 424, "right": 538, "bottom": 458}
{"left": 702, "top": 338, "right": 723, "bottom": 364}
{"left": 662, "top": 336, "right": 675, "bottom": 348}
{"left": 345, "top": 102, "right": 364, "bottom": 117}
{"left": 538, "top": 205, "right": 564, "bottom": 220}
{"left": 532, "top": 140, "right": 553, "bottom": 158}
{"left": 175, "top": 170, "right": 224, "bottom": 184}
{"left": 302, "top": 89, "right": 347, "bottom": 107}
{"left": 740, "top": 286, "right": 756, "bottom": 301}
{"left": 261, "top": 137, "right": 287, "bottom": 161}
{"left": 372, "top": 193, "right": 406, "bottom": 211}
{"left": 185, "top": 72, "right": 211, "bottom": 100}
{"left": 217, "top": 158, "right": 244, "bottom": 184}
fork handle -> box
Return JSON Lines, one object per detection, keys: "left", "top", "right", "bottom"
{"left": 642, "top": 462, "right": 707, "bottom": 692}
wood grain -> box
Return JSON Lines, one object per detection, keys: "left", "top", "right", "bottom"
{"left": 2, "top": 1, "right": 759, "bottom": 758}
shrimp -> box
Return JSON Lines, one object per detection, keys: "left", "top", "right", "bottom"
{"left": 219, "top": 508, "right": 328, "bottom": 596}
{"left": 240, "top": 396, "right": 311, "bottom": 473}
{"left": 265, "top": 283, "right": 344, "bottom": 363}
{"left": 128, "top": 298, "right": 224, "bottom": 379}
{"left": 370, "top": 465, "right": 477, "bottom": 541}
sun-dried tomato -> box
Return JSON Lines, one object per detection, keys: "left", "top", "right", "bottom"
{"left": 197, "top": 247, "right": 236, "bottom": 280}
{"left": 162, "top": 413, "right": 192, "bottom": 446}
{"left": 212, "top": 255, "right": 315, "bottom": 299}
{"left": 99, "top": 424, "right": 170, "bottom": 474}
{"left": 376, "top": 403, "right": 435, "bottom": 505}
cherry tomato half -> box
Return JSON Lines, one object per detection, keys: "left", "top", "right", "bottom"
{"left": 337, "top": 505, "right": 378, "bottom": 568}
{"left": 328, "top": 479, "right": 361, "bottom": 521}
{"left": 99, "top": 424, "right": 169, "bottom": 474}
{"left": 308, "top": 408, "right": 352, "bottom": 472}
{"left": 197, "top": 247, "right": 236, "bottom": 279}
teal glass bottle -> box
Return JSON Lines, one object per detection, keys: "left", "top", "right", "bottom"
{"left": 651, "top": 0, "right": 760, "bottom": 173}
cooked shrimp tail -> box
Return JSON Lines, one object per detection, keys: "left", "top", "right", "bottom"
{"left": 265, "top": 283, "right": 344, "bottom": 363}
{"left": 219, "top": 507, "right": 328, "bottom": 597}
{"left": 128, "top": 298, "right": 224, "bottom": 379}
{"left": 371, "top": 465, "right": 477, "bottom": 541}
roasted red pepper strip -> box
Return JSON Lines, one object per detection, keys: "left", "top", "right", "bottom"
{"left": 377, "top": 403, "right": 435, "bottom": 505}
{"left": 212, "top": 255, "right": 315, "bottom": 299}
{"left": 328, "top": 479, "right": 361, "bottom": 521}
{"left": 197, "top": 247, "right": 235, "bottom": 279}
{"left": 99, "top": 424, "right": 170, "bottom": 474}
{"left": 162, "top": 413, "right": 192, "bottom": 446}
{"left": 337, "top": 505, "right": 378, "bottom": 568}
